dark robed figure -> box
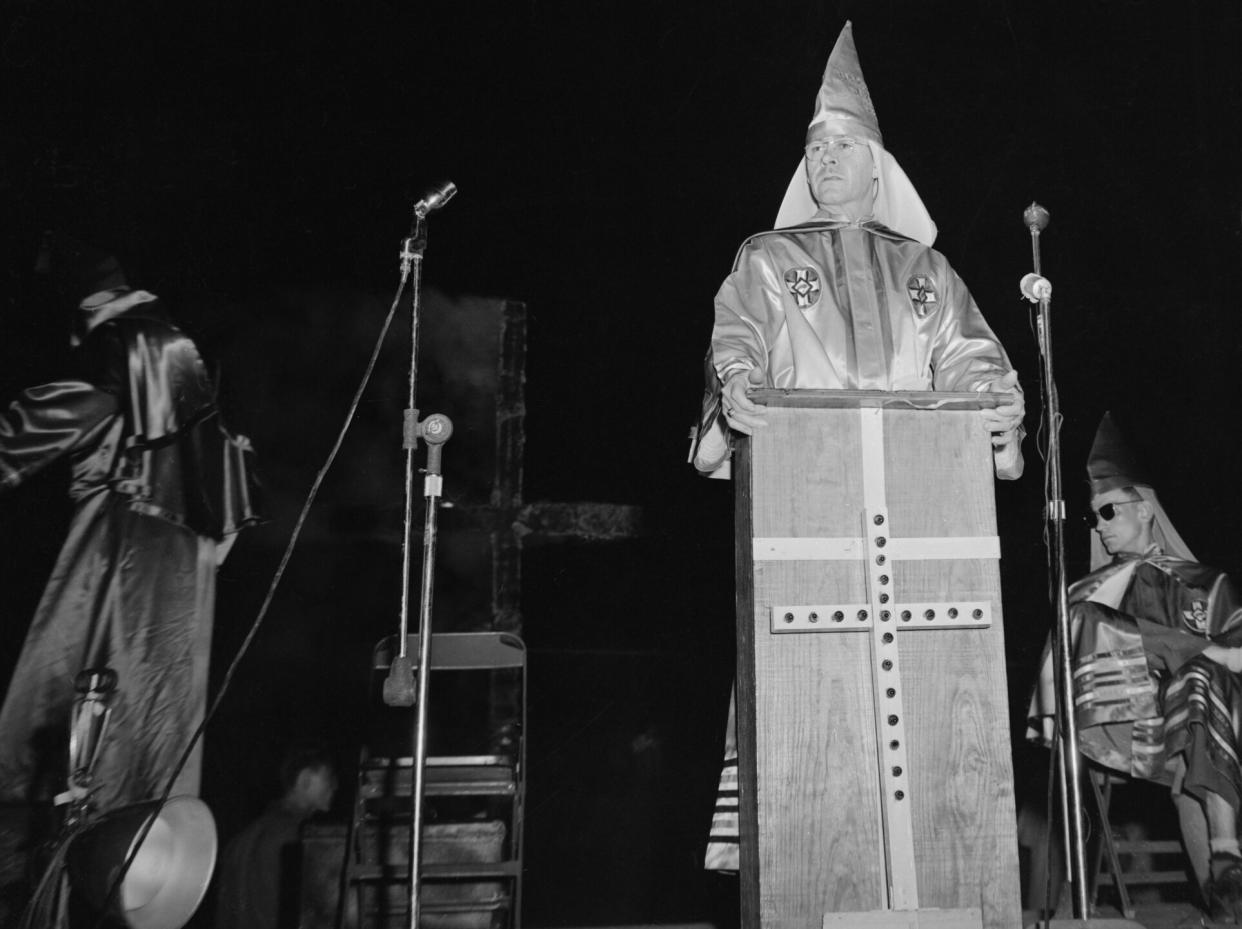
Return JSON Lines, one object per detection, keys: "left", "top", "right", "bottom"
{"left": 0, "top": 238, "right": 258, "bottom": 864}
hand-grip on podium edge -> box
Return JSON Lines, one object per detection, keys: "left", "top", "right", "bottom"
{"left": 744, "top": 388, "right": 1015, "bottom": 410}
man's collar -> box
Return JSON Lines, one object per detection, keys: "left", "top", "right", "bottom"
{"left": 809, "top": 207, "right": 875, "bottom": 225}
{"left": 762, "top": 218, "right": 915, "bottom": 243}
{"left": 1113, "top": 543, "right": 1164, "bottom": 562}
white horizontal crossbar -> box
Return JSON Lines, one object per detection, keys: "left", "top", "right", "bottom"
{"left": 770, "top": 604, "right": 873, "bottom": 633}
{"left": 771, "top": 602, "right": 992, "bottom": 633}
{"left": 885, "top": 537, "right": 1000, "bottom": 560}
{"left": 752, "top": 537, "right": 866, "bottom": 560}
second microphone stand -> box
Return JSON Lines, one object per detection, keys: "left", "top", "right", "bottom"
{"left": 383, "top": 210, "right": 454, "bottom": 929}
{"left": 1025, "top": 203, "right": 1090, "bottom": 921}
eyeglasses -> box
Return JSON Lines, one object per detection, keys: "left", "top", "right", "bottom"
{"left": 1083, "top": 499, "right": 1141, "bottom": 529}
{"left": 804, "top": 137, "right": 862, "bottom": 162}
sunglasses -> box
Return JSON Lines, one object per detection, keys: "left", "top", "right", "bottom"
{"left": 1083, "top": 499, "right": 1141, "bottom": 529}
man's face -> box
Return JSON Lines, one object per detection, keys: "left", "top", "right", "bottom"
{"left": 302, "top": 765, "right": 338, "bottom": 813}
{"left": 803, "top": 123, "right": 876, "bottom": 219}
{"left": 1089, "top": 488, "right": 1150, "bottom": 556}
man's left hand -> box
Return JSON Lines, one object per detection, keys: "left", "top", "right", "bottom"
{"left": 981, "top": 370, "right": 1024, "bottom": 445}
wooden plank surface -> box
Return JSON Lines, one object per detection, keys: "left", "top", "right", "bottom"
{"left": 883, "top": 410, "right": 1019, "bottom": 927}
{"left": 739, "top": 402, "right": 1020, "bottom": 929}
{"left": 749, "top": 407, "right": 883, "bottom": 927}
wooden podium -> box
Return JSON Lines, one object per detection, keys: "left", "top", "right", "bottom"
{"left": 733, "top": 390, "right": 1021, "bottom": 929}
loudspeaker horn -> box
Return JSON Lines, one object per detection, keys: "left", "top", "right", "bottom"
{"left": 67, "top": 795, "right": 217, "bottom": 929}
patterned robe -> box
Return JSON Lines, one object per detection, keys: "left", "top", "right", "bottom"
{"left": 1029, "top": 549, "right": 1242, "bottom": 810}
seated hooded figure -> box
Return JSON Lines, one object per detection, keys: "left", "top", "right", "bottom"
{"left": 698, "top": 20, "right": 1026, "bottom": 874}
{"left": 1028, "top": 413, "right": 1242, "bottom": 919}
{"left": 691, "top": 20, "right": 1025, "bottom": 483}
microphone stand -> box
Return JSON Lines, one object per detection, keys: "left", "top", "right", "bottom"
{"left": 18, "top": 669, "right": 118, "bottom": 929}
{"left": 1024, "top": 203, "right": 1090, "bottom": 920}
{"left": 382, "top": 198, "right": 455, "bottom": 929}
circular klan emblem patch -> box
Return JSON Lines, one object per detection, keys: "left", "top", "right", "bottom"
{"left": 783, "top": 267, "right": 821, "bottom": 308}
{"left": 906, "top": 274, "right": 938, "bottom": 318}
{"left": 1183, "top": 598, "right": 1209, "bottom": 634}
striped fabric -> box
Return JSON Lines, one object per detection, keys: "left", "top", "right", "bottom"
{"left": 1073, "top": 648, "right": 1158, "bottom": 719}
{"left": 1162, "top": 656, "right": 1242, "bottom": 810}
{"left": 1066, "top": 556, "right": 1242, "bottom": 814}
{"left": 705, "top": 753, "right": 739, "bottom": 871}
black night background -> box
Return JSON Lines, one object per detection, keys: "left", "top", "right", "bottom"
{"left": 1, "top": 1, "right": 1240, "bottom": 925}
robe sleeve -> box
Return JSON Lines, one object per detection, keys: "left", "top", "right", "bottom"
{"left": 710, "top": 238, "right": 784, "bottom": 384}
{"left": 1207, "top": 573, "right": 1242, "bottom": 645}
{"left": 928, "top": 263, "right": 1018, "bottom": 394}
{"left": 0, "top": 381, "right": 120, "bottom": 491}
{"left": 1132, "top": 615, "right": 1210, "bottom": 672}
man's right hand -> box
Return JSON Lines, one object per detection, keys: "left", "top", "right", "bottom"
{"left": 722, "top": 367, "right": 768, "bottom": 435}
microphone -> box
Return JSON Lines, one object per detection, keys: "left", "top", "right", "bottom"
{"left": 1019, "top": 272, "right": 1051, "bottom": 304}
{"left": 1023, "top": 201, "right": 1050, "bottom": 233}
{"left": 414, "top": 181, "right": 458, "bottom": 219}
